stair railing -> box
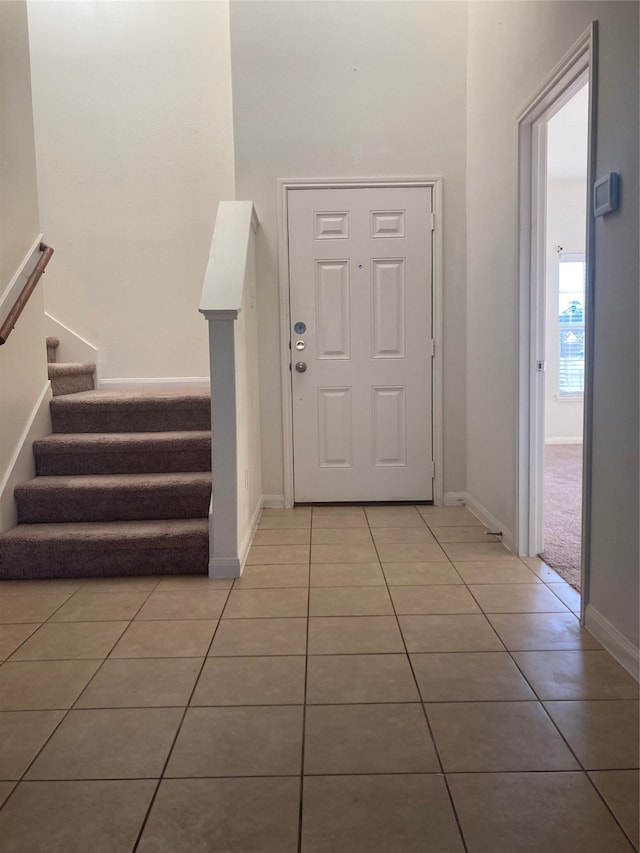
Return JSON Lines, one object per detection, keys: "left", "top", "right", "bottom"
{"left": 199, "top": 202, "right": 262, "bottom": 577}
{"left": 0, "top": 243, "right": 54, "bottom": 345}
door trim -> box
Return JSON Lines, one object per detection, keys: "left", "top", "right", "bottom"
{"left": 516, "top": 24, "right": 597, "bottom": 623}
{"left": 277, "top": 177, "right": 444, "bottom": 508}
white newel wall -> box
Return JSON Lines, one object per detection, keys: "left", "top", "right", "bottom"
{"left": 200, "top": 202, "right": 262, "bottom": 577}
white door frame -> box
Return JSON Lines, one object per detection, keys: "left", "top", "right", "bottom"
{"left": 516, "top": 24, "right": 597, "bottom": 620}
{"left": 277, "top": 177, "right": 444, "bottom": 508}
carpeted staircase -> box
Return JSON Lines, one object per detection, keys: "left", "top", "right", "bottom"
{"left": 46, "top": 335, "right": 96, "bottom": 397}
{"left": 0, "top": 348, "right": 212, "bottom": 579}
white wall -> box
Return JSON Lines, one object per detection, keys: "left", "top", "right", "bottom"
{"left": 544, "top": 178, "right": 586, "bottom": 443}
{"left": 27, "top": 0, "right": 236, "bottom": 382}
{"left": 0, "top": 1, "right": 40, "bottom": 288}
{"left": 230, "top": 0, "right": 468, "bottom": 503}
{"left": 0, "top": 1, "right": 50, "bottom": 532}
{"left": 466, "top": 2, "right": 638, "bottom": 655}
{"left": 587, "top": 3, "right": 639, "bottom": 660}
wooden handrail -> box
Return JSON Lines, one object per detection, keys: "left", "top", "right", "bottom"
{"left": 0, "top": 243, "right": 54, "bottom": 346}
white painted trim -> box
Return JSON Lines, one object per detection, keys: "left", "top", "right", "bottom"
{"left": 516, "top": 22, "right": 596, "bottom": 631}
{"left": 237, "top": 496, "right": 264, "bottom": 575}
{"left": 45, "top": 312, "right": 98, "bottom": 355}
{"left": 277, "top": 176, "right": 444, "bottom": 508}
{"left": 262, "top": 494, "right": 286, "bottom": 509}
{"left": 277, "top": 180, "right": 295, "bottom": 508}
{"left": 45, "top": 312, "right": 100, "bottom": 382}
{"left": 208, "top": 557, "right": 241, "bottom": 578}
{"left": 199, "top": 201, "right": 257, "bottom": 318}
{"left": 0, "top": 381, "right": 52, "bottom": 533}
{"left": 585, "top": 604, "right": 640, "bottom": 682}
{"left": 443, "top": 491, "right": 467, "bottom": 506}
{"left": 98, "top": 377, "right": 210, "bottom": 391}
{"left": 431, "top": 178, "right": 444, "bottom": 506}
{"left": 0, "top": 235, "right": 43, "bottom": 325}
{"left": 544, "top": 437, "right": 583, "bottom": 445}
{"left": 464, "top": 492, "right": 515, "bottom": 554}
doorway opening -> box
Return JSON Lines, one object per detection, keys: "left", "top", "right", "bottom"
{"left": 541, "top": 84, "right": 589, "bottom": 591}
{"left": 517, "top": 25, "right": 597, "bottom": 622}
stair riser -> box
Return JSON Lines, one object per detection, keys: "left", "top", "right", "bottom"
{"left": 51, "top": 408, "right": 211, "bottom": 434}
{"left": 35, "top": 448, "right": 211, "bottom": 476}
{"left": 17, "top": 485, "right": 211, "bottom": 524}
{"left": 51, "top": 374, "right": 95, "bottom": 397}
{"left": 0, "top": 541, "right": 209, "bottom": 579}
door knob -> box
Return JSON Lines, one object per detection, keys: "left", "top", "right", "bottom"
{"left": 295, "top": 361, "right": 307, "bottom": 373}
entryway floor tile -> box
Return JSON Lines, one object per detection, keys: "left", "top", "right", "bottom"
{"left": 301, "top": 774, "right": 465, "bottom": 853}
{"left": 1, "top": 503, "right": 636, "bottom": 853}
{"left": 426, "top": 701, "right": 580, "bottom": 772}
{"left": 308, "top": 615, "right": 404, "bottom": 655}
{"left": 448, "top": 772, "right": 635, "bottom": 853}
{"left": 303, "top": 703, "right": 439, "bottom": 774}
{"left": 137, "top": 777, "right": 301, "bottom": 853}
{"left": 0, "top": 780, "right": 156, "bottom": 853}
{"left": 165, "top": 705, "right": 303, "bottom": 777}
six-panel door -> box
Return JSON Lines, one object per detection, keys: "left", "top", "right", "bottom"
{"left": 288, "top": 186, "right": 433, "bottom": 502}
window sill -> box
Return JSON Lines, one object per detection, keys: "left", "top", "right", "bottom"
{"left": 555, "top": 393, "right": 584, "bottom": 402}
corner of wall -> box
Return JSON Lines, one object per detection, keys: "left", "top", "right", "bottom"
{"left": 585, "top": 603, "right": 640, "bottom": 682}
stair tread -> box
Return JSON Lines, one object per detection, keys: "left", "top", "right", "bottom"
{"left": 1, "top": 518, "right": 208, "bottom": 544}
{"left": 48, "top": 362, "right": 96, "bottom": 375}
{"left": 16, "top": 472, "right": 211, "bottom": 491}
{"left": 35, "top": 431, "right": 211, "bottom": 448}
{"left": 50, "top": 389, "right": 210, "bottom": 408}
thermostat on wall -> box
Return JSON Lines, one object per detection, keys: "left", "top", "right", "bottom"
{"left": 593, "top": 172, "right": 620, "bottom": 216}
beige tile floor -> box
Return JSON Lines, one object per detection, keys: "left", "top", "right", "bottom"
{"left": 0, "top": 504, "right": 638, "bottom": 852}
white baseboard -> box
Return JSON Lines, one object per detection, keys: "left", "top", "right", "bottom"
{"left": 262, "top": 494, "right": 286, "bottom": 509}
{"left": 208, "top": 556, "right": 241, "bottom": 578}
{"left": 463, "top": 492, "right": 515, "bottom": 554}
{"left": 545, "top": 437, "right": 583, "bottom": 445}
{"left": 585, "top": 604, "right": 640, "bottom": 681}
{"left": 0, "top": 382, "right": 52, "bottom": 533}
{"left": 443, "top": 491, "right": 467, "bottom": 507}
{"left": 99, "top": 377, "right": 210, "bottom": 391}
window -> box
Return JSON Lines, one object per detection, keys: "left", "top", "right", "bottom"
{"left": 558, "top": 254, "right": 585, "bottom": 396}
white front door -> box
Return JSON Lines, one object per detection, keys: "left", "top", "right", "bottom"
{"left": 288, "top": 185, "right": 434, "bottom": 502}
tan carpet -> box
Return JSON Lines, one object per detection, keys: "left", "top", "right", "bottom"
{"left": 0, "top": 390, "right": 212, "bottom": 579}
{"left": 541, "top": 443, "right": 582, "bottom": 590}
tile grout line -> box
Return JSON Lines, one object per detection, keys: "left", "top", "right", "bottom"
{"left": 0, "top": 509, "right": 635, "bottom": 848}
{"left": 0, "top": 583, "right": 161, "bottom": 812}
{"left": 500, "top": 625, "right": 639, "bottom": 845}
{"left": 432, "top": 520, "right": 638, "bottom": 848}
{"left": 129, "top": 581, "right": 234, "bottom": 853}
{"left": 297, "top": 512, "right": 313, "bottom": 853}
{"left": 471, "top": 554, "right": 636, "bottom": 844}
{"left": 366, "top": 504, "right": 471, "bottom": 853}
